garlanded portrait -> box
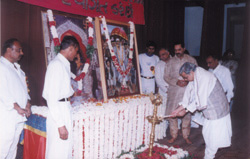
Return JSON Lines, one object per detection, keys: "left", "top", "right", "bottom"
{"left": 41, "top": 11, "right": 103, "bottom": 103}
{"left": 99, "top": 17, "right": 141, "bottom": 98}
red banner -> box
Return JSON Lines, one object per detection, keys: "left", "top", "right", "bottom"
{"left": 17, "top": 0, "right": 145, "bottom": 25}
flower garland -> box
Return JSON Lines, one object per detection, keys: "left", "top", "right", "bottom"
{"left": 74, "top": 17, "right": 93, "bottom": 81}
{"left": 100, "top": 16, "right": 134, "bottom": 78}
{"left": 47, "top": 10, "right": 92, "bottom": 85}
{"left": 29, "top": 95, "right": 168, "bottom": 159}
{"left": 25, "top": 76, "right": 30, "bottom": 93}
{"left": 31, "top": 106, "right": 48, "bottom": 118}
{"left": 117, "top": 143, "right": 191, "bottom": 159}
{"left": 47, "top": 10, "right": 60, "bottom": 53}
{"left": 71, "top": 95, "right": 157, "bottom": 158}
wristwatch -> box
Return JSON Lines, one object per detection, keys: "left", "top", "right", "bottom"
{"left": 184, "top": 107, "right": 188, "bottom": 112}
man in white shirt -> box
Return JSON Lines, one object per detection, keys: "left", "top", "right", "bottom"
{"left": 155, "top": 48, "right": 170, "bottom": 98}
{"left": 171, "top": 62, "right": 232, "bottom": 159}
{"left": 139, "top": 41, "right": 159, "bottom": 94}
{"left": 42, "top": 36, "right": 79, "bottom": 159}
{"left": 155, "top": 48, "right": 171, "bottom": 138}
{"left": 0, "top": 38, "right": 31, "bottom": 158}
{"left": 206, "top": 55, "right": 234, "bottom": 103}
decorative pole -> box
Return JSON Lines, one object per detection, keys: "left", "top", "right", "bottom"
{"left": 147, "top": 93, "right": 163, "bottom": 157}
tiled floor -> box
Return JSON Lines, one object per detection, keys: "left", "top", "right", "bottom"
{"left": 157, "top": 109, "right": 250, "bottom": 159}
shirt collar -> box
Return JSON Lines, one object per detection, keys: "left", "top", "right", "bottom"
{"left": 145, "top": 52, "right": 154, "bottom": 57}
{"left": 174, "top": 54, "right": 187, "bottom": 60}
{"left": 57, "top": 53, "right": 70, "bottom": 67}
{"left": 212, "top": 63, "right": 221, "bottom": 73}
{"left": 0, "top": 56, "right": 20, "bottom": 68}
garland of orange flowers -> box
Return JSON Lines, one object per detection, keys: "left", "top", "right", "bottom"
{"left": 100, "top": 15, "right": 134, "bottom": 78}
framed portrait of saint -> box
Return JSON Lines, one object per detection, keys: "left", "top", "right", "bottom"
{"left": 41, "top": 11, "right": 104, "bottom": 103}
{"left": 95, "top": 18, "right": 142, "bottom": 100}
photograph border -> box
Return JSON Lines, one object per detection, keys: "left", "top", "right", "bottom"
{"left": 41, "top": 11, "right": 105, "bottom": 101}
{"left": 95, "top": 17, "right": 142, "bottom": 101}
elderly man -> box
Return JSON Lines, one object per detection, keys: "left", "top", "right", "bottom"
{"left": 164, "top": 42, "right": 197, "bottom": 144}
{"left": 171, "top": 62, "right": 232, "bottom": 159}
{"left": 0, "top": 38, "right": 31, "bottom": 158}
{"left": 42, "top": 36, "right": 79, "bottom": 159}
{"left": 155, "top": 47, "right": 171, "bottom": 98}
{"left": 155, "top": 48, "right": 171, "bottom": 136}
{"left": 139, "top": 41, "right": 159, "bottom": 94}
{"left": 206, "top": 54, "right": 234, "bottom": 104}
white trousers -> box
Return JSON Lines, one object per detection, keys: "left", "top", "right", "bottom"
{"left": 204, "top": 146, "right": 218, "bottom": 159}
{"left": 202, "top": 114, "right": 232, "bottom": 159}
{"left": 46, "top": 102, "right": 73, "bottom": 159}
{"left": 0, "top": 116, "right": 24, "bottom": 159}
{"left": 141, "top": 78, "right": 155, "bottom": 94}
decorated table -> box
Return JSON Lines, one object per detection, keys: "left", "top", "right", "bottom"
{"left": 22, "top": 95, "right": 168, "bottom": 159}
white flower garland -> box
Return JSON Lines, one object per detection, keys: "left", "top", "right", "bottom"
{"left": 100, "top": 16, "right": 135, "bottom": 78}
{"left": 28, "top": 95, "right": 168, "bottom": 159}
{"left": 47, "top": 9, "right": 91, "bottom": 91}
{"left": 47, "top": 10, "right": 59, "bottom": 39}
{"left": 72, "top": 16, "right": 93, "bottom": 89}
{"left": 31, "top": 106, "right": 48, "bottom": 117}
{"left": 76, "top": 16, "right": 92, "bottom": 78}
{"left": 87, "top": 17, "right": 94, "bottom": 38}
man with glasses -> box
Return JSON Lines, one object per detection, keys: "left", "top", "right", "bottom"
{"left": 171, "top": 62, "right": 232, "bottom": 159}
{"left": 155, "top": 48, "right": 171, "bottom": 136}
{"left": 139, "top": 41, "right": 159, "bottom": 94}
{"left": 0, "top": 38, "right": 31, "bottom": 158}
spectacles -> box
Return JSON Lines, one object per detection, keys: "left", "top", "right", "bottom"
{"left": 12, "top": 48, "right": 23, "bottom": 53}
{"left": 148, "top": 47, "right": 155, "bottom": 50}
{"left": 182, "top": 77, "right": 188, "bottom": 80}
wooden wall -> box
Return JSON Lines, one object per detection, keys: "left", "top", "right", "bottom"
{"left": 1, "top": 0, "right": 248, "bottom": 108}
{"left": 1, "top": 0, "right": 186, "bottom": 105}
{"left": 1, "top": 0, "right": 47, "bottom": 105}
{"left": 136, "top": 0, "right": 185, "bottom": 55}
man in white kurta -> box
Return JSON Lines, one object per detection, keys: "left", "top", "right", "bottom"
{"left": 155, "top": 48, "right": 171, "bottom": 139}
{"left": 171, "top": 62, "right": 232, "bottom": 159}
{"left": 42, "top": 36, "right": 79, "bottom": 159}
{"left": 0, "top": 39, "right": 31, "bottom": 159}
{"left": 155, "top": 48, "right": 170, "bottom": 99}
{"left": 220, "top": 49, "right": 238, "bottom": 86}
{"left": 139, "top": 41, "right": 159, "bottom": 94}
{"left": 206, "top": 55, "right": 234, "bottom": 103}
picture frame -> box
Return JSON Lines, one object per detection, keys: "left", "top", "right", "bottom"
{"left": 95, "top": 18, "right": 142, "bottom": 100}
{"left": 41, "top": 11, "right": 104, "bottom": 102}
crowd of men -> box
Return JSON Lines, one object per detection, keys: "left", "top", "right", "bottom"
{"left": 139, "top": 41, "right": 235, "bottom": 159}
{"left": 0, "top": 37, "right": 235, "bottom": 159}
